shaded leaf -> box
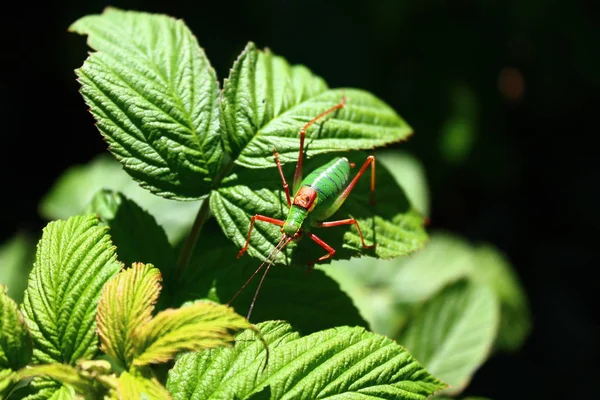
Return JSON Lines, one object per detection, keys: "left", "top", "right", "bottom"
{"left": 115, "top": 371, "right": 171, "bottom": 400}
{"left": 0, "top": 234, "right": 35, "bottom": 304}
{"left": 378, "top": 150, "right": 430, "bottom": 216}
{"left": 133, "top": 302, "right": 252, "bottom": 366}
{"left": 398, "top": 281, "right": 500, "bottom": 395}
{"left": 325, "top": 232, "right": 531, "bottom": 355}
{"left": 0, "top": 285, "right": 32, "bottom": 370}
{"left": 176, "top": 217, "right": 368, "bottom": 334}
{"left": 21, "top": 215, "right": 122, "bottom": 364}
{"left": 317, "top": 256, "right": 407, "bottom": 338}
{"left": 14, "top": 364, "right": 101, "bottom": 397}
{"left": 0, "top": 369, "right": 15, "bottom": 398}
{"left": 86, "top": 190, "right": 177, "bottom": 280}
{"left": 8, "top": 378, "right": 70, "bottom": 400}
{"left": 166, "top": 321, "right": 446, "bottom": 400}
{"left": 390, "top": 232, "right": 474, "bottom": 303}
{"left": 39, "top": 155, "right": 200, "bottom": 244}
{"left": 97, "top": 263, "right": 162, "bottom": 369}
{"left": 471, "top": 245, "right": 531, "bottom": 352}
{"left": 70, "top": 8, "right": 222, "bottom": 199}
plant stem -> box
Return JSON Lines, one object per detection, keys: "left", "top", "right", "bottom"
{"left": 176, "top": 194, "right": 212, "bottom": 277}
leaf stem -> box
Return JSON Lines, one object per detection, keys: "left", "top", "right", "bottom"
{"left": 176, "top": 195, "right": 212, "bottom": 277}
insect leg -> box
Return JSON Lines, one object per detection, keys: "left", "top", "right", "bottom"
{"left": 237, "top": 215, "right": 285, "bottom": 258}
{"left": 293, "top": 96, "right": 346, "bottom": 193}
{"left": 330, "top": 155, "right": 376, "bottom": 214}
{"left": 305, "top": 232, "right": 336, "bottom": 271}
{"left": 317, "top": 219, "right": 375, "bottom": 249}
{"left": 273, "top": 148, "right": 291, "bottom": 207}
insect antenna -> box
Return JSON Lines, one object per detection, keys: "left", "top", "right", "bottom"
{"left": 246, "top": 235, "right": 293, "bottom": 320}
{"left": 228, "top": 234, "right": 293, "bottom": 319}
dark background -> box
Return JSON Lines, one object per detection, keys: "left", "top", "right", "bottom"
{"left": 1, "top": 1, "right": 598, "bottom": 398}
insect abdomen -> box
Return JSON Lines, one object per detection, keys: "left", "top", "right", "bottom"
{"left": 301, "top": 157, "right": 351, "bottom": 221}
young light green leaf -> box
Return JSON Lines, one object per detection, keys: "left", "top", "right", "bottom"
{"left": 1, "top": 285, "right": 32, "bottom": 370}
{"left": 97, "top": 263, "right": 161, "bottom": 369}
{"left": 167, "top": 320, "right": 446, "bottom": 400}
{"left": 39, "top": 155, "right": 200, "bottom": 243}
{"left": 86, "top": 190, "right": 177, "bottom": 280}
{"left": 14, "top": 364, "right": 102, "bottom": 397}
{"left": 212, "top": 152, "right": 427, "bottom": 265}
{"left": 132, "top": 302, "right": 252, "bottom": 366}
{"left": 21, "top": 215, "right": 122, "bottom": 364}
{"left": 115, "top": 371, "right": 171, "bottom": 400}
{"left": 470, "top": 245, "right": 531, "bottom": 352}
{"left": 0, "top": 234, "right": 35, "bottom": 303}
{"left": 398, "top": 281, "right": 500, "bottom": 395}
{"left": 221, "top": 42, "right": 412, "bottom": 169}
{"left": 8, "top": 378, "right": 71, "bottom": 400}
{"left": 70, "top": 8, "right": 222, "bottom": 199}
{"left": 0, "top": 369, "right": 15, "bottom": 398}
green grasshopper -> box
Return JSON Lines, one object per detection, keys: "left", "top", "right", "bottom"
{"left": 231, "top": 96, "right": 376, "bottom": 319}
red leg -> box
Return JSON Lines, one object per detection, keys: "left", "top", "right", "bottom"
{"left": 305, "top": 232, "right": 336, "bottom": 270}
{"left": 293, "top": 96, "right": 346, "bottom": 192}
{"left": 317, "top": 218, "right": 375, "bottom": 249}
{"left": 237, "top": 215, "right": 285, "bottom": 258}
{"left": 329, "top": 156, "right": 376, "bottom": 215}
{"left": 273, "top": 148, "right": 291, "bottom": 207}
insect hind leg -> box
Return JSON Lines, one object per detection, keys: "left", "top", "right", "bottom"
{"left": 237, "top": 215, "right": 285, "bottom": 258}
{"left": 293, "top": 96, "right": 346, "bottom": 193}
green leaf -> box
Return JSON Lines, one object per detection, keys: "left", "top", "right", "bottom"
{"left": 97, "top": 263, "right": 161, "bottom": 369}
{"left": 1, "top": 368, "right": 15, "bottom": 398}
{"left": 378, "top": 150, "right": 430, "bottom": 216}
{"left": 321, "top": 232, "right": 479, "bottom": 336}
{"left": 470, "top": 245, "right": 531, "bottom": 352}
{"left": 86, "top": 190, "right": 177, "bottom": 281}
{"left": 132, "top": 301, "right": 252, "bottom": 366}
{"left": 390, "top": 232, "right": 475, "bottom": 303}
{"left": 222, "top": 43, "right": 413, "bottom": 168}
{"left": 0, "top": 285, "right": 32, "bottom": 370}
{"left": 21, "top": 215, "right": 122, "bottom": 364}
{"left": 0, "top": 235, "right": 35, "bottom": 304}
{"left": 397, "top": 281, "right": 500, "bottom": 395}
{"left": 220, "top": 42, "right": 327, "bottom": 163}
{"left": 176, "top": 217, "right": 368, "bottom": 334}
{"left": 14, "top": 364, "right": 102, "bottom": 397}
{"left": 212, "top": 152, "right": 427, "bottom": 265}
{"left": 114, "top": 371, "right": 171, "bottom": 400}
{"left": 325, "top": 232, "right": 531, "bottom": 355}
{"left": 9, "top": 378, "right": 72, "bottom": 400}
{"left": 166, "top": 321, "right": 446, "bottom": 400}
{"left": 70, "top": 8, "right": 222, "bottom": 199}
{"left": 39, "top": 155, "right": 200, "bottom": 244}
{"left": 318, "top": 256, "right": 407, "bottom": 338}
